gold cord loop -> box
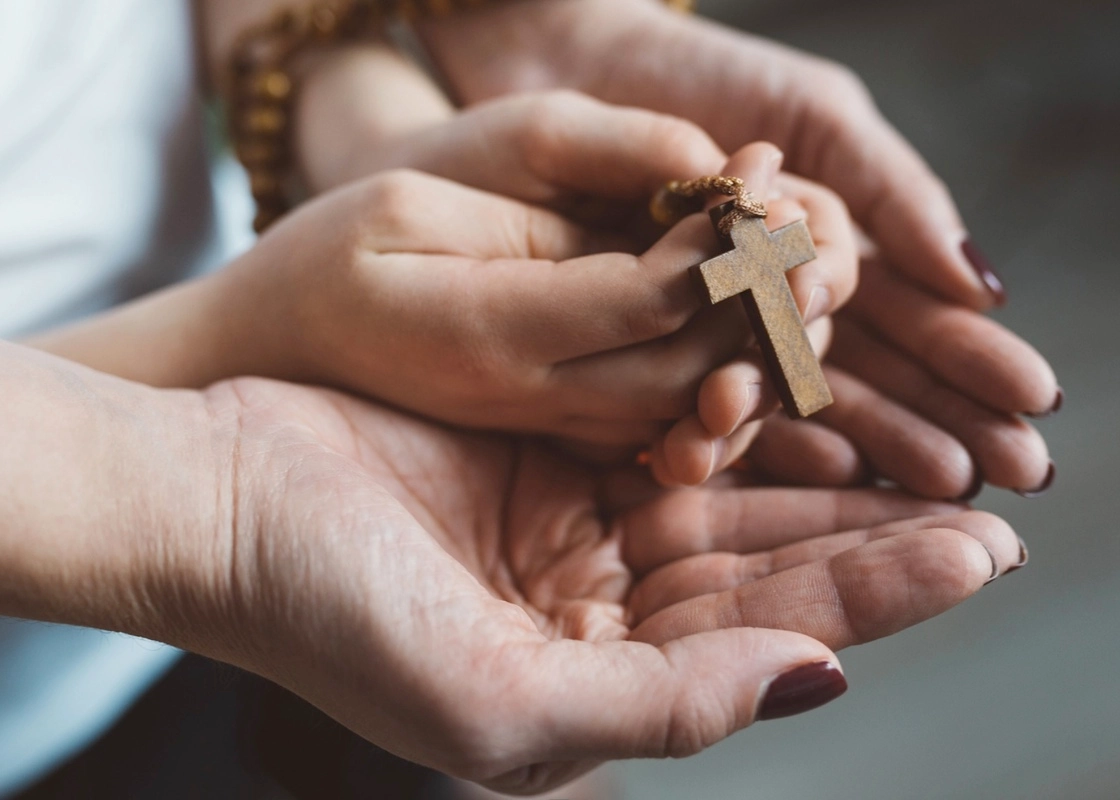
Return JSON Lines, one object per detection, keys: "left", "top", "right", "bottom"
{"left": 650, "top": 175, "right": 767, "bottom": 234}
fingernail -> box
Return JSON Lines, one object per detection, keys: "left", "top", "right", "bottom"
{"left": 767, "top": 148, "right": 784, "bottom": 177}
{"left": 961, "top": 239, "right": 1008, "bottom": 307}
{"left": 983, "top": 544, "right": 1001, "bottom": 586}
{"left": 758, "top": 661, "right": 848, "bottom": 721}
{"left": 803, "top": 286, "right": 832, "bottom": 325}
{"left": 1027, "top": 387, "right": 1064, "bottom": 419}
{"left": 706, "top": 438, "right": 727, "bottom": 482}
{"left": 1016, "top": 461, "right": 1056, "bottom": 498}
{"left": 731, "top": 383, "right": 762, "bottom": 433}
{"left": 954, "top": 468, "right": 985, "bottom": 502}
{"left": 1006, "top": 537, "right": 1030, "bottom": 574}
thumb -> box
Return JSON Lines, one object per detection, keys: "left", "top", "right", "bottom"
{"left": 504, "top": 629, "right": 843, "bottom": 771}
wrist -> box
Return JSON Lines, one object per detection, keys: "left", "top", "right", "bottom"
{"left": 0, "top": 345, "right": 236, "bottom": 655}
{"left": 294, "top": 43, "right": 455, "bottom": 194}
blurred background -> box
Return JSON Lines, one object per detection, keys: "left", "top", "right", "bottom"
{"left": 618, "top": 0, "right": 1120, "bottom": 797}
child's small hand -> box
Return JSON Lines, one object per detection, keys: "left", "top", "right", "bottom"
{"left": 296, "top": 46, "right": 725, "bottom": 239}
{"left": 212, "top": 166, "right": 754, "bottom": 446}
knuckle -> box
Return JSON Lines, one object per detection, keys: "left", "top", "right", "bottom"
{"left": 662, "top": 690, "right": 726, "bottom": 759}
{"left": 515, "top": 90, "right": 595, "bottom": 180}
{"left": 364, "top": 169, "right": 430, "bottom": 233}
{"left": 814, "top": 60, "right": 872, "bottom": 106}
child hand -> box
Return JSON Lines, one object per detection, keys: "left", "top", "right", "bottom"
{"left": 208, "top": 134, "right": 857, "bottom": 455}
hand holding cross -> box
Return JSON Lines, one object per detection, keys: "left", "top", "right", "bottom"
{"left": 693, "top": 202, "right": 833, "bottom": 418}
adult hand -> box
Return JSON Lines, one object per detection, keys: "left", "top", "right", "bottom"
{"left": 416, "top": 0, "right": 1007, "bottom": 309}
{"left": 1, "top": 345, "right": 1023, "bottom": 795}
{"left": 727, "top": 257, "right": 1058, "bottom": 499}
{"left": 185, "top": 375, "right": 1023, "bottom": 794}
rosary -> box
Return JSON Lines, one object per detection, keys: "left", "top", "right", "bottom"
{"left": 653, "top": 177, "right": 834, "bottom": 419}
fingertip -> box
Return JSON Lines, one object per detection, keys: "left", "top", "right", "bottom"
{"left": 719, "top": 142, "right": 785, "bottom": 198}
{"left": 697, "top": 362, "right": 765, "bottom": 438}
{"left": 663, "top": 415, "right": 721, "bottom": 486}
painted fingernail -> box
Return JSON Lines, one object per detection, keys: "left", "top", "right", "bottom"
{"left": 1027, "top": 387, "right": 1064, "bottom": 419}
{"left": 961, "top": 239, "right": 1008, "bottom": 306}
{"left": 983, "top": 544, "right": 1001, "bottom": 586}
{"left": 1016, "top": 461, "right": 1056, "bottom": 498}
{"left": 1006, "top": 537, "right": 1030, "bottom": 574}
{"left": 803, "top": 286, "right": 832, "bottom": 325}
{"left": 758, "top": 661, "right": 848, "bottom": 721}
{"left": 954, "top": 469, "right": 985, "bottom": 502}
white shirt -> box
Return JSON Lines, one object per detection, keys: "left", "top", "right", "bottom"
{"left": 0, "top": 0, "right": 252, "bottom": 793}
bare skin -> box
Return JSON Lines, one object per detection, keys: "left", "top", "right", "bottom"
{"left": 0, "top": 343, "right": 1022, "bottom": 796}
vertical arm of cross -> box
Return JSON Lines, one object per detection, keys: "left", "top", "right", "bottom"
{"left": 693, "top": 215, "right": 832, "bottom": 418}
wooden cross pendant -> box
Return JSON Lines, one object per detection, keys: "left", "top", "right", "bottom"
{"left": 692, "top": 202, "right": 833, "bottom": 419}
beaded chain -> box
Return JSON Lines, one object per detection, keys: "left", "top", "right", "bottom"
{"left": 229, "top": 0, "right": 697, "bottom": 233}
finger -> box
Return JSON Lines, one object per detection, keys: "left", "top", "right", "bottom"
{"left": 746, "top": 416, "right": 869, "bottom": 487}
{"left": 630, "top": 526, "right": 1004, "bottom": 649}
{"left": 497, "top": 214, "right": 716, "bottom": 363}
{"left": 829, "top": 317, "right": 1052, "bottom": 492}
{"left": 353, "top": 169, "right": 611, "bottom": 260}
{"left": 815, "top": 365, "right": 976, "bottom": 500}
{"left": 486, "top": 629, "right": 840, "bottom": 780}
{"left": 710, "top": 152, "right": 854, "bottom": 327}
{"left": 629, "top": 509, "right": 1017, "bottom": 624}
{"left": 713, "top": 142, "right": 785, "bottom": 207}
{"left": 847, "top": 259, "right": 1059, "bottom": 415}
{"left": 369, "top": 210, "right": 714, "bottom": 366}
{"left": 394, "top": 90, "right": 728, "bottom": 207}
{"left": 696, "top": 316, "right": 832, "bottom": 438}
{"left": 546, "top": 301, "right": 748, "bottom": 423}
{"left": 653, "top": 414, "right": 764, "bottom": 487}
{"left": 620, "top": 485, "right": 962, "bottom": 574}
{"left": 773, "top": 172, "right": 859, "bottom": 324}
{"left": 777, "top": 62, "right": 1000, "bottom": 309}
{"left": 697, "top": 357, "right": 768, "bottom": 438}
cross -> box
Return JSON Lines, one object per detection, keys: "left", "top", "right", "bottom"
{"left": 692, "top": 202, "right": 833, "bottom": 419}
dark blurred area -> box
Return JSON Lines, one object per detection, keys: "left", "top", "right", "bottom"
{"left": 620, "top": 1, "right": 1120, "bottom": 798}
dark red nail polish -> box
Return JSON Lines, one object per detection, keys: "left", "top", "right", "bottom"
{"left": 1027, "top": 387, "right": 1064, "bottom": 419}
{"left": 962, "top": 239, "right": 1008, "bottom": 306}
{"left": 954, "top": 469, "right": 985, "bottom": 502}
{"left": 758, "top": 661, "right": 848, "bottom": 721}
{"left": 1016, "top": 462, "right": 1056, "bottom": 498}
{"left": 1006, "top": 537, "right": 1030, "bottom": 574}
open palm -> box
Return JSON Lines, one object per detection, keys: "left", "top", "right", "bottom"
{"left": 204, "top": 377, "right": 1021, "bottom": 795}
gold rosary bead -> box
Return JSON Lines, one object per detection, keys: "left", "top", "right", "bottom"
{"left": 250, "top": 70, "right": 292, "bottom": 101}
{"left": 236, "top": 140, "right": 286, "bottom": 168}
{"left": 248, "top": 170, "right": 286, "bottom": 199}
{"left": 424, "top": 0, "right": 455, "bottom": 15}
{"left": 241, "top": 105, "right": 287, "bottom": 135}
